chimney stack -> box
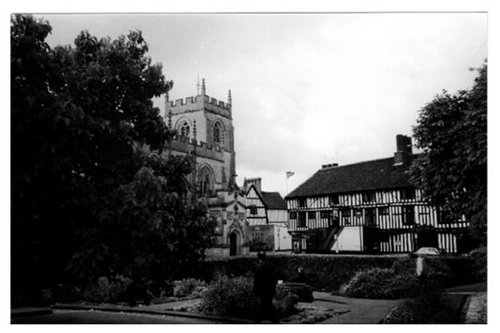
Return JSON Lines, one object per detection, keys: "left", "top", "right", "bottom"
{"left": 394, "top": 134, "right": 412, "bottom": 166}
{"left": 243, "top": 177, "right": 262, "bottom": 193}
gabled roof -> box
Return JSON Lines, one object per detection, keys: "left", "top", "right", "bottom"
{"left": 286, "top": 155, "right": 418, "bottom": 199}
{"left": 261, "top": 191, "right": 287, "bottom": 210}
{"left": 246, "top": 184, "right": 287, "bottom": 210}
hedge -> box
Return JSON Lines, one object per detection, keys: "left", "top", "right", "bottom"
{"left": 194, "top": 254, "right": 475, "bottom": 292}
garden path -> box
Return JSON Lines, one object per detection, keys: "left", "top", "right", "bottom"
{"left": 312, "top": 292, "right": 403, "bottom": 324}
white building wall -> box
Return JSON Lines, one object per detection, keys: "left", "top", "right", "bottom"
{"left": 331, "top": 226, "right": 364, "bottom": 252}
{"left": 268, "top": 209, "right": 287, "bottom": 223}
{"left": 274, "top": 223, "right": 292, "bottom": 251}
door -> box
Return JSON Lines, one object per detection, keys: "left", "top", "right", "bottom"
{"left": 417, "top": 230, "right": 438, "bottom": 249}
{"left": 331, "top": 209, "right": 340, "bottom": 227}
{"left": 229, "top": 232, "right": 238, "bottom": 256}
{"left": 365, "top": 208, "right": 376, "bottom": 226}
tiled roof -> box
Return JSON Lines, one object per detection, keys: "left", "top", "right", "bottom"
{"left": 261, "top": 191, "right": 287, "bottom": 210}
{"left": 286, "top": 156, "right": 417, "bottom": 199}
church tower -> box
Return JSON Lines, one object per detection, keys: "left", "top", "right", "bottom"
{"left": 164, "top": 79, "right": 248, "bottom": 257}
{"left": 165, "top": 79, "right": 236, "bottom": 195}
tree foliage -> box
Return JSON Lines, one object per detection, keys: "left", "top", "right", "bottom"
{"left": 11, "top": 14, "right": 214, "bottom": 300}
{"left": 410, "top": 64, "right": 487, "bottom": 242}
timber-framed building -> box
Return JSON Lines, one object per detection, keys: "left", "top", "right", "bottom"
{"left": 285, "top": 135, "right": 471, "bottom": 254}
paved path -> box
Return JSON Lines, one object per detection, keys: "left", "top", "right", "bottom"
{"left": 312, "top": 292, "right": 402, "bottom": 324}
{"left": 464, "top": 292, "right": 487, "bottom": 324}
{"left": 144, "top": 298, "right": 201, "bottom": 312}
{"left": 446, "top": 282, "right": 487, "bottom": 324}
{"left": 12, "top": 309, "right": 217, "bottom": 324}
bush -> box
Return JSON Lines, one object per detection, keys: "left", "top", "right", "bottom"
{"left": 82, "top": 275, "right": 133, "bottom": 303}
{"left": 200, "top": 273, "right": 299, "bottom": 319}
{"left": 341, "top": 257, "right": 455, "bottom": 299}
{"left": 200, "top": 273, "right": 258, "bottom": 318}
{"left": 277, "top": 282, "right": 313, "bottom": 302}
{"left": 197, "top": 254, "right": 474, "bottom": 292}
{"left": 392, "top": 257, "right": 454, "bottom": 287}
{"left": 340, "top": 267, "right": 418, "bottom": 299}
{"left": 274, "top": 294, "right": 299, "bottom": 318}
{"left": 469, "top": 247, "right": 487, "bottom": 281}
{"left": 173, "top": 278, "right": 207, "bottom": 298}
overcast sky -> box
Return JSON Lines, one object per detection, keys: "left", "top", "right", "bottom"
{"left": 38, "top": 13, "right": 487, "bottom": 196}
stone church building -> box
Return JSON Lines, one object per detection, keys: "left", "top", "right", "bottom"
{"left": 162, "top": 79, "right": 249, "bottom": 256}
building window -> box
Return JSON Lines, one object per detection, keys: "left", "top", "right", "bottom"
{"left": 213, "top": 122, "right": 224, "bottom": 144}
{"left": 341, "top": 208, "right": 351, "bottom": 225}
{"left": 298, "top": 198, "right": 307, "bottom": 208}
{"left": 332, "top": 209, "right": 339, "bottom": 224}
{"left": 353, "top": 208, "right": 363, "bottom": 224}
{"left": 197, "top": 166, "right": 213, "bottom": 197}
{"left": 378, "top": 207, "right": 389, "bottom": 216}
{"left": 400, "top": 188, "right": 415, "bottom": 200}
{"left": 249, "top": 205, "right": 257, "bottom": 215}
{"left": 298, "top": 212, "right": 306, "bottom": 228}
{"left": 289, "top": 212, "right": 297, "bottom": 219}
{"left": 330, "top": 194, "right": 339, "bottom": 205}
{"left": 363, "top": 191, "right": 376, "bottom": 203}
{"left": 180, "top": 121, "right": 190, "bottom": 137}
{"left": 308, "top": 211, "right": 316, "bottom": 220}
{"left": 402, "top": 206, "right": 415, "bottom": 225}
{"left": 320, "top": 210, "right": 331, "bottom": 219}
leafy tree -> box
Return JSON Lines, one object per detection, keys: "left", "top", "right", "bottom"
{"left": 11, "top": 14, "right": 214, "bottom": 302}
{"left": 410, "top": 64, "right": 487, "bottom": 243}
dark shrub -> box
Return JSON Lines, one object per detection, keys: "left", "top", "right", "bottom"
{"left": 198, "top": 255, "right": 397, "bottom": 291}
{"left": 469, "top": 247, "right": 487, "bottom": 281}
{"left": 341, "top": 267, "right": 418, "bottom": 299}
{"left": 274, "top": 294, "right": 299, "bottom": 318}
{"left": 125, "top": 278, "right": 155, "bottom": 306}
{"left": 393, "top": 257, "right": 454, "bottom": 287}
{"left": 173, "top": 278, "right": 207, "bottom": 298}
{"left": 342, "top": 257, "right": 455, "bottom": 299}
{"left": 201, "top": 273, "right": 298, "bottom": 319}
{"left": 277, "top": 282, "right": 313, "bottom": 302}
{"left": 54, "top": 284, "right": 83, "bottom": 303}
{"left": 197, "top": 254, "right": 473, "bottom": 292}
{"left": 200, "top": 274, "right": 258, "bottom": 318}
{"left": 82, "top": 275, "right": 133, "bottom": 303}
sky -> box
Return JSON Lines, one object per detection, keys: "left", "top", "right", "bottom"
{"left": 36, "top": 13, "right": 487, "bottom": 197}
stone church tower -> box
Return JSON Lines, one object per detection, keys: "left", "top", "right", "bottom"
{"left": 165, "top": 79, "right": 236, "bottom": 194}
{"left": 164, "top": 79, "right": 248, "bottom": 256}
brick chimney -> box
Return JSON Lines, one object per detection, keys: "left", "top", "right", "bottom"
{"left": 394, "top": 135, "right": 412, "bottom": 166}
{"left": 243, "top": 177, "right": 262, "bottom": 193}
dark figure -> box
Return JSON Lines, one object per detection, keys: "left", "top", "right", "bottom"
{"left": 295, "top": 266, "right": 307, "bottom": 283}
{"left": 253, "top": 252, "right": 279, "bottom": 323}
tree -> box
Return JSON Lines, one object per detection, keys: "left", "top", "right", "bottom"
{"left": 11, "top": 15, "right": 214, "bottom": 302}
{"left": 410, "top": 64, "right": 487, "bottom": 243}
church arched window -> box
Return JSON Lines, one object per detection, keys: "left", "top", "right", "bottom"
{"left": 198, "top": 166, "right": 214, "bottom": 197}
{"left": 180, "top": 121, "right": 190, "bottom": 138}
{"left": 213, "top": 121, "right": 224, "bottom": 145}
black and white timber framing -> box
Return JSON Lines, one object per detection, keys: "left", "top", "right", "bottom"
{"left": 285, "top": 135, "right": 470, "bottom": 254}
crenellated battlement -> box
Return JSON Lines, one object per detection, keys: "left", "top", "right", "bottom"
{"left": 169, "top": 135, "right": 231, "bottom": 161}
{"left": 166, "top": 79, "right": 232, "bottom": 119}
{"left": 168, "top": 95, "right": 231, "bottom": 110}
